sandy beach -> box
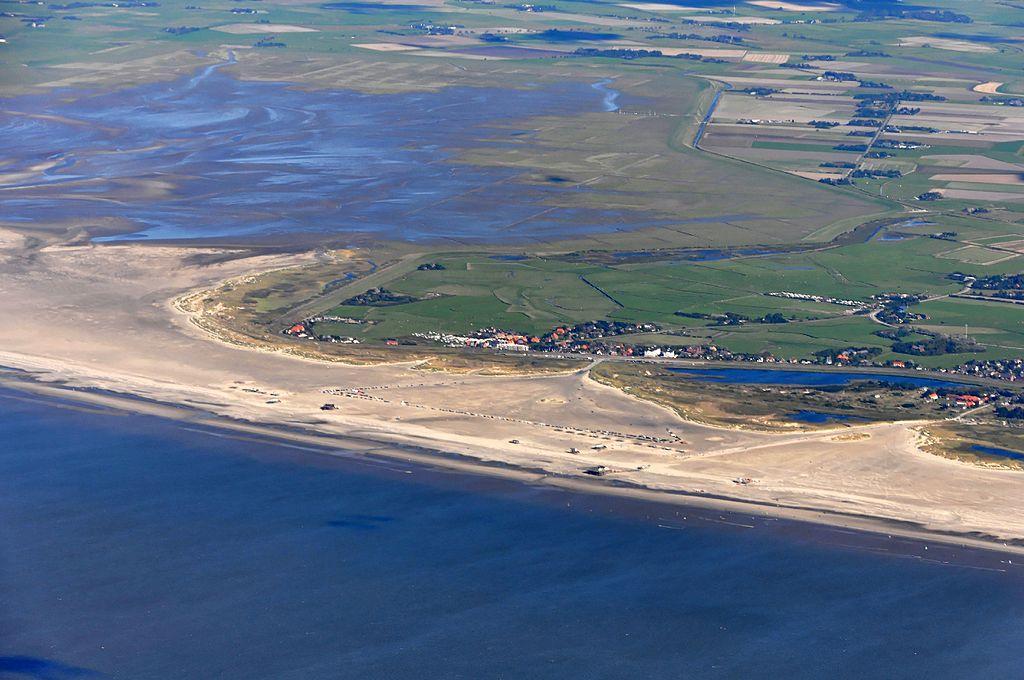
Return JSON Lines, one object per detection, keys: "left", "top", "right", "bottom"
{"left": 1, "top": 227, "right": 1023, "bottom": 553}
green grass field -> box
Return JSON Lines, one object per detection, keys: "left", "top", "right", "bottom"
{"left": 305, "top": 225, "right": 1024, "bottom": 367}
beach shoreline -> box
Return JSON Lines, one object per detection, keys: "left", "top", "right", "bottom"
{"left": 2, "top": 365, "right": 1023, "bottom": 562}
{"left": 1, "top": 231, "right": 1023, "bottom": 556}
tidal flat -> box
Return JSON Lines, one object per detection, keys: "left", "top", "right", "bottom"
{"left": 0, "top": 65, "right": 671, "bottom": 244}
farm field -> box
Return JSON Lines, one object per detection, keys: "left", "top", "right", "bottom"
{"left": 247, "top": 216, "right": 1024, "bottom": 369}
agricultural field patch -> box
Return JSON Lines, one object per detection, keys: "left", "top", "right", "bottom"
{"left": 935, "top": 245, "right": 1019, "bottom": 265}
{"left": 746, "top": 0, "right": 840, "bottom": 10}
{"left": 211, "top": 23, "right": 319, "bottom": 34}
{"left": 278, "top": 234, "right": 1023, "bottom": 367}
{"left": 940, "top": 189, "right": 1024, "bottom": 203}
{"left": 898, "top": 37, "right": 996, "bottom": 53}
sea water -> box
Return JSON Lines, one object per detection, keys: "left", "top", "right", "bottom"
{"left": 1, "top": 386, "right": 1023, "bottom": 679}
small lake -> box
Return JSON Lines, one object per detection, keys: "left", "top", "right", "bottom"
{"left": 899, "top": 219, "right": 935, "bottom": 228}
{"left": 669, "top": 367, "right": 971, "bottom": 389}
{"left": 788, "top": 410, "right": 867, "bottom": 424}
{"left": 609, "top": 244, "right": 777, "bottom": 262}
{"left": 972, "top": 444, "right": 1024, "bottom": 462}
{"left": 527, "top": 29, "right": 621, "bottom": 42}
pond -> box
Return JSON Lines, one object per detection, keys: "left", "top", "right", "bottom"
{"left": 971, "top": 444, "right": 1024, "bottom": 462}
{"left": 788, "top": 410, "right": 868, "bottom": 424}
{"left": 668, "top": 367, "right": 971, "bottom": 390}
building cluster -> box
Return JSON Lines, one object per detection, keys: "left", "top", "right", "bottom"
{"left": 281, "top": 303, "right": 1024, "bottom": 386}
{"left": 875, "top": 140, "right": 929, "bottom": 150}
{"left": 535, "top": 320, "right": 659, "bottom": 350}
{"left": 341, "top": 287, "right": 418, "bottom": 307}
{"left": 873, "top": 293, "right": 929, "bottom": 325}
{"left": 737, "top": 118, "right": 797, "bottom": 125}
{"left": 413, "top": 320, "right": 660, "bottom": 354}
{"left": 305, "top": 315, "right": 371, "bottom": 325}
{"left": 412, "top": 326, "right": 927, "bottom": 369}
{"left": 945, "top": 358, "right": 1024, "bottom": 383}
{"left": 283, "top": 315, "right": 368, "bottom": 344}
{"left": 952, "top": 271, "right": 1024, "bottom": 291}
{"left": 980, "top": 96, "right": 1024, "bottom": 107}
{"left": 412, "top": 330, "right": 532, "bottom": 352}
{"left": 919, "top": 388, "right": 1003, "bottom": 410}
{"left": 765, "top": 291, "right": 865, "bottom": 308}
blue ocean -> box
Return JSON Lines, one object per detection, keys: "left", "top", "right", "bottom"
{"left": 2, "top": 386, "right": 1023, "bottom": 679}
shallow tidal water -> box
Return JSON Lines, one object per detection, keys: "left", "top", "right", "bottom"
{"left": 2, "top": 386, "right": 1024, "bottom": 679}
{"left": 0, "top": 66, "right": 665, "bottom": 243}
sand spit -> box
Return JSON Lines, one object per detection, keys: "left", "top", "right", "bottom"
{"left": 1, "top": 229, "right": 1023, "bottom": 551}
